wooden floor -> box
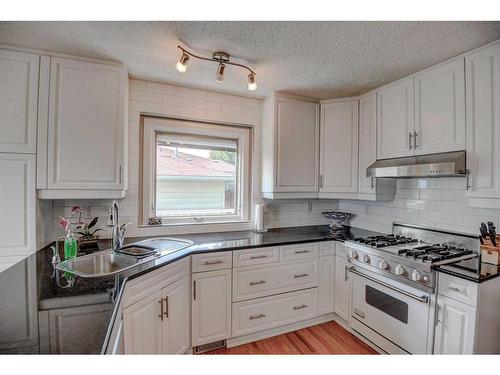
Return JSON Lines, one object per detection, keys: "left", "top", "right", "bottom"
{"left": 205, "top": 321, "right": 377, "bottom": 355}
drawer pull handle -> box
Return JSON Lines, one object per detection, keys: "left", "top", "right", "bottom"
{"left": 294, "top": 250, "right": 309, "bottom": 254}
{"left": 249, "top": 280, "right": 266, "bottom": 286}
{"left": 249, "top": 314, "right": 266, "bottom": 320}
{"left": 203, "top": 260, "right": 224, "bottom": 265}
{"left": 294, "top": 273, "right": 309, "bottom": 278}
{"left": 293, "top": 304, "right": 308, "bottom": 310}
{"left": 249, "top": 255, "right": 268, "bottom": 259}
{"left": 449, "top": 286, "right": 465, "bottom": 293}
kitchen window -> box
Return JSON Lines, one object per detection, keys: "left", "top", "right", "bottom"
{"left": 141, "top": 117, "right": 252, "bottom": 225}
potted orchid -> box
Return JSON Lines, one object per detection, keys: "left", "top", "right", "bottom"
{"left": 61, "top": 206, "right": 103, "bottom": 252}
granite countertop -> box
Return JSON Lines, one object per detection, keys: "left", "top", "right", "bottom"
{"left": 436, "top": 256, "right": 500, "bottom": 283}
{"left": 0, "top": 225, "right": 378, "bottom": 354}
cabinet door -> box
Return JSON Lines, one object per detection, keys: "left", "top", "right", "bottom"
{"left": 47, "top": 57, "right": 126, "bottom": 190}
{"left": 334, "top": 255, "right": 351, "bottom": 321}
{"left": 358, "top": 93, "right": 377, "bottom": 193}
{"left": 192, "top": 269, "right": 232, "bottom": 346}
{"left": 0, "top": 49, "right": 39, "bottom": 154}
{"left": 434, "top": 295, "right": 477, "bottom": 354}
{"left": 377, "top": 78, "right": 415, "bottom": 159}
{"left": 318, "top": 255, "right": 335, "bottom": 315}
{"left": 162, "top": 276, "right": 190, "bottom": 354}
{"left": 0, "top": 154, "right": 36, "bottom": 258}
{"left": 320, "top": 99, "right": 359, "bottom": 193}
{"left": 275, "top": 97, "right": 319, "bottom": 192}
{"left": 414, "top": 58, "right": 466, "bottom": 155}
{"left": 466, "top": 43, "right": 500, "bottom": 199}
{"left": 123, "top": 290, "right": 163, "bottom": 354}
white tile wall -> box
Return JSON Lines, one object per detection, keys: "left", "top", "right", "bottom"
{"left": 339, "top": 177, "right": 499, "bottom": 235}
{"left": 50, "top": 79, "right": 331, "bottom": 239}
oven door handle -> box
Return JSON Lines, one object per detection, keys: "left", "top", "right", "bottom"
{"left": 348, "top": 267, "right": 430, "bottom": 304}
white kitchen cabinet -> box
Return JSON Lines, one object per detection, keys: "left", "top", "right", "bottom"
{"left": 0, "top": 154, "right": 36, "bottom": 260}
{"left": 123, "top": 290, "right": 163, "bottom": 354}
{"left": 0, "top": 49, "right": 39, "bottom": 154}
{"left": 465, "top": 43, "right": 500, "bottom": 208}
{"left": 123, "top": 276, "right": 190, "bottom": 354}
{"left": 334, "top": 250, "right": 351, "bottom": 322}
{"left": 262, "top": 93, "right": 319, "bottom": 198}
{"left": 319, "top": 98, "right": 359, "bottom": 194}
{"left": 377, "top": 77, "right": 415, "bottom": 160}
{"left": 37, "top": 56, "right": 127, "bottom": 199}
{"left": 318, "top": 255, "right": 335, "bottom": 315}
{"left": 434, "top": 295, "right": 477, "bottom": 354}
{"left": 192, "top": 269, "right": 232, "bottom": 346}
{"left": 358, "top": 93, "right": 396, "bottom": 200}
{"left": 414, "top": 58, "right": 466, "bottom": 155}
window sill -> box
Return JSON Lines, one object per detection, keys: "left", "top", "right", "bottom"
{"left": 137, "top": 220, "right": 251, "bottom": 229}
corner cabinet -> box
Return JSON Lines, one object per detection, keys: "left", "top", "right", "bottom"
{"left": 37, "top": 56, "right": 128, "bottom": 199}
{"left": 465, "top": 43, "right": 500, "bottom": 208}
{"left": 319, "top": 98, "right": 359, "bottom": 195}
{"left": 123, "top": 276, "right": 190, "bottom": 354}
{"left": 262, "top": 93, "right": 320, "bottom": 199}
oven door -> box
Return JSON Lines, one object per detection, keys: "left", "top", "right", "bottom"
{"left": 349, "top": 267, "right": 431, "bottom": 354}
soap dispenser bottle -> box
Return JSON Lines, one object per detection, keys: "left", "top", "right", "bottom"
{"left": 64, "top": 228, "right": 78, "bottom": 260}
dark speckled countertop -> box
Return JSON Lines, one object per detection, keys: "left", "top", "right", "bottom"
{"left": 0, "top": 225, "right": 380, "bottom": 354}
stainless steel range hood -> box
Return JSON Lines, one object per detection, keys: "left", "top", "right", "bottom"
{"left": 366, "top": 151, "right": 467, "bottom": 178}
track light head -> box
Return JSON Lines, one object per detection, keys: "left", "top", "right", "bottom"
{"left": 247, "top": 73, "right": 257, "bottom": 91}
{"left": 216, "top": 63, "right": 225, "bottom": 83}
{"left": 175, "top": 52, "right": 190, "bottom": 73}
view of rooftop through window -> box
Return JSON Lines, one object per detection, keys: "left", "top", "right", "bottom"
{"left": 155, "top": 134, "right": 237, "bottom": 218}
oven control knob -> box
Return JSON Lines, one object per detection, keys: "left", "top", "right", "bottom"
{"left": 395, "top": 265, "right": 407, "bottom": 276}
{"left": 378, "top": 260, "right": 390, "bottom": 270}
{"left": 412, "top": 270, "right": 424, "bottom": 282}
{"left": 362, "top": 254, "right": 371, "bottom": 264}
{"left": 351, "top": 251, "right": 359, "bottom": 260}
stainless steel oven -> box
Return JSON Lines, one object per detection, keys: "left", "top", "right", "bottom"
{"left": 349, "top": 266, "right": 432, "bottom": 354}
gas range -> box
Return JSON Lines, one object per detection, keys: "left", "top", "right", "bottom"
{"left": 345, "top": 224, "right": 479, "bottom": 292}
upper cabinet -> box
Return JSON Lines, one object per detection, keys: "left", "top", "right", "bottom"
{"left": 377, "top": 59, "right": 466, "bottom": 160}
{"left": 0, "top": 50, "right": 39, "bottom": 154}
{"left": 262, "top": 93, "right": 319, "bottom": 198}
{"left": 319, "top": 98, "right": 359, "bottom": 194}
{"left": 37, "top": 56, "right": 128, "bottom": 199}
{"left": 414, "top": 58, "right": 466, "bottom": 155}
{"left": 376, "top": 77, "right": 415, "bottom": 159}
{"left": 465, "top": 42, "right": 500, "bottom": 208}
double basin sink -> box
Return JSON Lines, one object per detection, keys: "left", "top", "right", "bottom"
{"left": 56, "top": 238, "right": 193, "bottom": 278}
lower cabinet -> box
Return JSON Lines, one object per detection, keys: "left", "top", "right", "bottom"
{"left": 334, "top": 254, "right": 351, "bottom": 321}
{"left": 191, "top": 268, "right": 232, "bottom": 346}
{"left": 434, "top": 294, "right": 477, "bottom": 354}
{"left": 318, "top": 255, "right": 335, "bottom": 315}
{"left": 123, "top": 276, "right": 189, "bottom": 354}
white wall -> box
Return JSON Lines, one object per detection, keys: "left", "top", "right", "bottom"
{"left": 340, "top": 177, "right": 499, "bottom": 236}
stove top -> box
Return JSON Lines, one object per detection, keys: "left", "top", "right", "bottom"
{"left": 354, "top": 234, "right": 418, "bottom": 248}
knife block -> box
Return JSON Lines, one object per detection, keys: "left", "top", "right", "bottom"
{"left": 480, "top": 235, "right": 500, "bottom": 265}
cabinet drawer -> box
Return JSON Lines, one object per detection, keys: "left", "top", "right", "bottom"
{"left": 232, "top": 288, "right": 318, "bottom": 337}
{"left": 319, "top": 241, "right": 336, "bottom": 257}
{"left": 280, "top": 243, "right": 318, "bottom": 262}
{"left": 233, "top": 260, "right": 318, "bottom": 302}
{"left": 438, "top": 273, "right": 478, "bottom": 307}
{"left": 192, "top": 251, "right": 232, "bottom": 273}
{"left": 233, "top": 246, "right": 279, "bottom": 268}
{"left": 122, "top": 258, "right": 188, "bottom": 308}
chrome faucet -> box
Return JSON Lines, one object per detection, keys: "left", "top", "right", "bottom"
{"left": 108, "top": 200, "right": 124, "bottom": 251}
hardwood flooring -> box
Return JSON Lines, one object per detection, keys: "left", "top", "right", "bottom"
{"left": 205, "top": 321, "right": 377, "bottom": 355}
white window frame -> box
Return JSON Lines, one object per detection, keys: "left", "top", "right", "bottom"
{"left": 141, "top": 116, "right": 252, "bottom": 226}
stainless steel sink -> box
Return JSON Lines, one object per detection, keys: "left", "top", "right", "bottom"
{"left": 134, "top": 237, "right": 193, "bottom": 255}
{"left": 56, "top": 251, "right": 140, "bottom": 278}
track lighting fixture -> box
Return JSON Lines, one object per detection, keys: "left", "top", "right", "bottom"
{"left": 175, "top": 46, "right": 257, "bottom": 91}
{"left": 247, "top": 73, "right": 257, "bottom": 91}
{"left": 216, "top": 63, "right": 225, "bottom": 83}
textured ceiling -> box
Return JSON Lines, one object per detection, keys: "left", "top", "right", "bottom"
{"left": 0, "top": 21, "right": 499, "bottom": 99}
